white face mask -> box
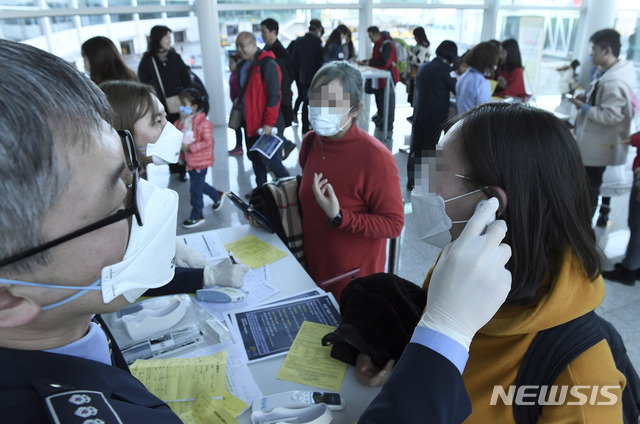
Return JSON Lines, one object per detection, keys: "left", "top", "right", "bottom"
{"left": 309, "top": 106, "right": 354, "bottom": 137}
{"left": 411, "top": 182, "right": 488, "bottom": 248}
{"left": 1, "top": 179, "right": 179, "bottom": 309}
{"left": 144, "top": 122, "right": 183, "bottom": 165}
{"left": 100, "top": 178, "right": 179, "bottom": 303}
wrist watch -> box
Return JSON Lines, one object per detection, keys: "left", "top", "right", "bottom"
{"left": 326, "top": 210, "right": 343, "bottom": 227}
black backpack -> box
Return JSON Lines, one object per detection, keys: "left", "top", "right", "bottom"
{"left": 514, "top": 311, "right": 640, "bottom": 423}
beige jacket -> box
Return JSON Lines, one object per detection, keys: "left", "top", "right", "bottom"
{"left": 574, "top": 59, "right": 635, "bottom": 167}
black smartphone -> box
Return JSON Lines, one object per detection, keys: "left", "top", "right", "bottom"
{"left": 226, "top": 191, "right": 275, "bottom": 234}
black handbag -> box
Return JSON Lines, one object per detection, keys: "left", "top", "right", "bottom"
{"left": 228, "top": 62, "right": 256, "bottom": 131}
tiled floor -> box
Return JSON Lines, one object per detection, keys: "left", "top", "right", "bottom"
{"left": 149, "top": 94, "right": 640, "bottom": 370}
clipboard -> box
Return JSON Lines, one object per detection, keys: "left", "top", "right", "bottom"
{"left": 226, "top": 191, "right": 275, "bottom": 233}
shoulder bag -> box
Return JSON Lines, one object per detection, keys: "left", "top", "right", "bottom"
{"left": 151, "top": 57, "right": 181, "bottom": 114}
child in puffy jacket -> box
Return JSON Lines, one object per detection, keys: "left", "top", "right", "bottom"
{"left": 175, "top": 87, "right": 224, "bottom": 229}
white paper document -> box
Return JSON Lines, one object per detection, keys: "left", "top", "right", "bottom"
{"left": 180, "top": 231, "right": 228, "bottom": 264}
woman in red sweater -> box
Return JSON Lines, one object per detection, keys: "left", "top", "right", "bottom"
{"left": 175, "top": 87, "right": 224, "bottom": 229}
{"left": 495, "top": 38, "right": 527, "bottom": 100}
{"left": 299, "top": 61, "right": 405, "bottom": 301}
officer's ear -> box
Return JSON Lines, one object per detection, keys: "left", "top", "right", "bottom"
{"left": 0, "top": 288, "right": 40, "bottom": 328}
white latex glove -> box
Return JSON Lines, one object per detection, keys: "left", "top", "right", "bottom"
{"left": 418, "top": 197, "right": 512, "bottom": 351}
{"left": 203, "top": 257, "right": 250, "bottom": 288}
{"left": 174, "top": 238, "right": 210, "bottom": 269}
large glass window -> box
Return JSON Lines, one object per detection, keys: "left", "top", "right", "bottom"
{"left": 78, "top": 0, "right": 105, "bottom": 26}
{"left": 166, "top": 0, "right": 191, "bottom": 18}
{"left": 0, "top": 17, "right": 42, "bottom": 41}
{"left": 138, "top": 0, "right": 162, "bottom": 20}
{"left": 372, "top": 8, "right": 484, "bottom": 53}
{"left": 108, "top": 0, "right": 133, "bottom": 22}
{"left": 614, "top": 10, "right": 640, "bottom": 64}
{"left": 498, "top": 0, "right": 577, "bottom": 5}
{"left": 47, "top": 0, "right": 75, "bottom": 32}
{"left": 217, "top": 0, "right": 359, "bottom": 4}
{"left": 375, "top": 0, "right": 483, "bottom": 4}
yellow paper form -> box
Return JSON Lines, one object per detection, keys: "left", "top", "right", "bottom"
{"left": 130, "top": 352, "right": 227, "bottom": 415}
{"left": 193, "top": 391, "right": 245, "bottom": 424}
{"left": 224, "top": 234, "right": 287, "bottom": 269}
{"left": 488, "top": 78, "right": 498, "bottom": 94}
{"left": 177, "top": 391, "right": 246, "bottom": 424}
{"left": 277, "top": 321, "right": 347, "bottom": 391}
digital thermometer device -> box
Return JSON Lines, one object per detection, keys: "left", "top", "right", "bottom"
{"left": 253, "top": 391, "right": 345, "bottom": 412}
{"left": 196, "top": 287, "right": 246, "bottom": 303}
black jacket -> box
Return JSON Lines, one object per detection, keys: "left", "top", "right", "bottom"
{"left": 413, "top": 56, "right": 457, "bottom": 126}
{"left": 0, "top": 316, "right": 181, "bottom": 423}
{"left": 138, "top": 49, "right": 191, "bottom": 103}
{"left": 291, "top": 32, "right": 323, "bottom": 87}
{"left": 359, "top": 343, "right": 472, "bottom": 423}
{"left": 265, "top": 39, "right": 294, "bottom": 127}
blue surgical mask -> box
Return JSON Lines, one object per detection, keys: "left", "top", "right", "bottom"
{"left": 180, "top": 105, "right": 193, "bottom": 115}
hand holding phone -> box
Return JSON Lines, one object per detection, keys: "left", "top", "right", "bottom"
{"left": 226, "top": 191, "right": 275, "bottom": 233}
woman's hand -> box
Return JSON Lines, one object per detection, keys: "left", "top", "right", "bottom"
{"left": 312, "top": 172, "right": 340, "bottom": 219}
{"left": 355, "top": 353, "right": 395, "bottom": 387}
{"left": 244, "top": 212, "right": 262, "bottom": 228}
{"left": 496, "top": 75, "right": 508, "bottom": 89}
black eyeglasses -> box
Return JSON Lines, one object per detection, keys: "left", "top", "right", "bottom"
{"left": 0, "top": 130, "right": 142, "bottom": 268}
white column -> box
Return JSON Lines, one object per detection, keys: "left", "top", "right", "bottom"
{"left": 575, "top": 0, "right": 617, "bottom": 85}
{"left": 359, "top": 0, "right": 372, "bottom": 60}
{"left": 481, "top": 0, "right": 499, "bottom": 42}
{"left": 195, "top": 0, "right": 226, "bottom": 126}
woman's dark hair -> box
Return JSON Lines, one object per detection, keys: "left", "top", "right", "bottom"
{"left": 337, "top": 24, "right": 351, "bottom": 40}
{"left": 501, "top": 38, "right": 523, "bottom": 72}
{"left": 324, "top": 29, "right": 343, "bottom": 54}
{"left": 464, "top": 41, "right": 500, "bottom": 74}
{"left": 447, "top": 102, "right": 600, "bottom": 305}
{"left": 179, "top": 87, "right": 209, "bottom": 115}
{"left": 81, "top": 36, "right": 138, "bottom": 85}
{"left": 413, "top": 27, "right": 430, "bottom": 48}
{"left": 148, "top": 25, "right": 172, "bottom": 55}
{"left": 337, "top": 24, "right": 355, "bottom": 59}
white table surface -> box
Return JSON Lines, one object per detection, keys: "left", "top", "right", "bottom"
{"left": 197, "top": 224, "right": 381, "bottom": 424}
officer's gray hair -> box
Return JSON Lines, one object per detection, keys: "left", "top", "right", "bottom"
{"left": 309, "top": 61, "right": 364, "bottom": 108}
{"left": 0, "top": 40, "right": 112, "bottom": 274}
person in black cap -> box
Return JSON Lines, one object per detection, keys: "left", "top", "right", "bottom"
{"left": 407, "top": 40, "right": 459, "bottom": 191}
{"left": 291, "top": 19, "right": 324, "bottom": 134}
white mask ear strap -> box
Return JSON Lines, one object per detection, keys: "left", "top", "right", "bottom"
{"left": 444, "top": 186, "right": 489, "bottom": 203}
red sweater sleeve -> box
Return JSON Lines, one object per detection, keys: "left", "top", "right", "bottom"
{"left": 339, "top": 147, "right": 404, "bottom": 239}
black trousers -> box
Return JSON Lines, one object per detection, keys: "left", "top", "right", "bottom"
{"left": 585, "top": 166, "right": 606, "bottom": 217}
{"left": 373, "top": 85, "right": 395, "bottom": 131}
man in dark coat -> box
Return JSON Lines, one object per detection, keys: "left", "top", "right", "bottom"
{"left": 261, "top": 17, "right": 296, "bottom": 158}
{"left": 408, "top": 40, "right": 459, "bottom": 190}
{"left": 291, "top": 19, "right": 324, "bottom": 134}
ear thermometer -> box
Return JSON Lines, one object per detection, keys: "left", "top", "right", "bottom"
{"left": 475, "top": 200, "right": 497, "bottom": 235}
{"left": 252, "top": 391, "right": 345, "bottom": 412}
